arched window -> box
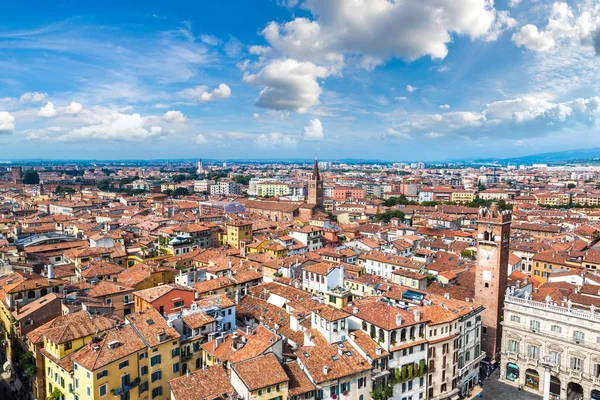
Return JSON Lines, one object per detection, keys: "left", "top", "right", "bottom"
{"left": 27, "top": 291, "right": 35, "bottom": 299}
{"left": 484, "top": 283, "right": 489, "bottom": 288}
{"left": 370, "top": 325, "right": 375, "bottom": 338}
{"left": 390, "top": 331, "right": 397, "bottom": 345}
{"left": 401, "top": 328, "right": 407, "bottom": 341}
{"left": 378, "top": 328, "right": 384, "bottom": 342}
{"left": 419, "top": 324, "right": 424, "bottom": 337}
{"left": 362, "top": 321, "right": 368, "bottom": 332}
{"left": 196, "top": 358, "right": 201, "bottom": 369}
{"left": 40, "top": 288, "right": 48, "bottom": 296}
{"left": 409, "top": 327, "right": 415, "bottom": 339}
{"left": 483, "top": 232, "right": 490, "bottom": 241}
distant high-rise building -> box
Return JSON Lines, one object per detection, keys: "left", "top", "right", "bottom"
{"left": 474, "top": 203, "right": 512, "bottom": 363}
{"left": 307, "top": 159, "right": 323, "bottom": 210}
{"left": 196, "top": 159, "right": 204, "bottom": 174}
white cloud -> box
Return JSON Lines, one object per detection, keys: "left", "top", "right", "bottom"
{"left": 224, "top": 37, "right": 244, "bottom": 58}
{"left": 512, "top": 2, "right": 600, "bottom": 53}
{"left": 62, "top": 102, "right": 83, "bottom": 115}
{"left": 388, "top": 94, "right": 600, "bottom": 140}
{"left": 38, "top": 101, "right": 83, "bottom": 117}
{"left": 437, "top": 66, "right": 450, "bottom": 73}
{"left": 303, "top": 118, "right": 324, "bottom": 141}
{"left": 199, "top": 34, "right": 221, "bottom": 46}
{"left": 38, "top": 102, "right": 57, "bottom": 118}
{"left": 179, "top": 84, "right": 231, "bottom": 103}
{"left": 406, "top": 85, "right": 416, "bottom": 93}
{"left": 508, "top": 0, "right": 521, "bottom": 7}
{"left": 252, "top": 113, "right": 260, "bottom": 119}
{"left": 262, "top": 0, "right": 516, "bottom": 64}
{"left": 439, "top": 104, "right": 451, "bottom": 109}
{"left": 425, "top": 132, "right": 444, "bottom": 138}
{"left": 395, "top": 96, "right": 408, "bottom": 101}
{"left": 194, "top": 134, "right": 209, "bottom": 145}
{"left": 59, "top": 111, "right": 170, "bottom": 142}
{"left": 254, "top": 132, "right": 297, "bottom": 148}
{"left": 20, "top": 92, "right": 48, "bottom": 104}
{"left": 0, "top": 112, "right": 15, "bottom": 133}
{"left": 243, "top": 58, "right": 329, "bottom": 113}
{"left": 513, "top": 24, "right": 555, "bottom": 51}
{"left": 163, "top": 110, "right": 186, "bottom": 123}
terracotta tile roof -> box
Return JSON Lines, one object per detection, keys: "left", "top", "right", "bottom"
{"left": 182, "top": 312, "right": 216, "bottom": 329}
{"left": 343, "top": 297, "right": 421, "bottom": 331}
{"left": 201, "top": 325, "right": 280, "bottom": 364}
{"left": 80, "top": 260, "right": 125, "bottom": 278}
{"left": 232, "top": 353, "right": 289, "bottom": 391}
{"left": 283, "top": 363, "right": 316, "bottom": 397}
{"left": 32, "top": 309, "right": 118, "bottom": 344}
{"left": 193, "top": 277, "right": 235, "bottom": 294}
{"left": 169, "top": 366, "right": 235, "bottom": 400}
{"left": 194, "top": 294, "right": 235, "bottom": 310}
{"left": 69, "top": 324, "right": 146, "bottom": 371}
{"left": 348, "top": 329, "right": 389, "bottom": 360}
{"left": 126, "top": 307, "right": 180, "bottom": 347}
{"left": 133, "top": 283, "right": 193, "bottom": 303}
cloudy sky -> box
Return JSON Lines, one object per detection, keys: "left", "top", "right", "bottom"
{"left": 1, "top": 0, "right": 600, "bottom": 161}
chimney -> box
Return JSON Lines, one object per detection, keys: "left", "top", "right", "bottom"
{"left": 353, "top": 306, "right": 359, "bottom": 314}
{"left": 376, "top": 346, "right": 382, "bottom": 356}
{"left": 396, "top": 313, "right": 402, "bottom": 327}
{"left": 413, "top": 309, "right": 421, "bottom": 322}
{"left": 323, "top": 366, "right": 328, "bottom": 376}
{"left": 350, "top": 332, "right": 356, "bottom": 340}
{"left": 338, "top": 347, "right": 343, "bottom": 356}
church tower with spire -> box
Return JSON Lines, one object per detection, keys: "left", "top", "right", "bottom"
{"left": 308, "top": 159, "right": 323, "bottom": 209}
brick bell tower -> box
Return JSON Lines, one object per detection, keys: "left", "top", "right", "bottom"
{"left": 474, "top": 203, "right": 511, "bottom": 364}
{"left": 308, "top": 159, "right": 323, "bottom": 210}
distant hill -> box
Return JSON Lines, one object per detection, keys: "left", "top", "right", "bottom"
{"left": 477, "top": 147, "right": 600, "bottom": 165}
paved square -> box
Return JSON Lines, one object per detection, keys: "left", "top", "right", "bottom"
{"left": 476, "top": 370, "right": 542, "bottom": 400}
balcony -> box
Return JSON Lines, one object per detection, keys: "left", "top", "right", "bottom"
{"left": 111, "top": 379, "right": 139, "bottom": 396}
{"left": 182, "top": 353, "right": 193, "bottom": 362}
{"left": 569, "top": 370, "right": 583, "bottom": 381}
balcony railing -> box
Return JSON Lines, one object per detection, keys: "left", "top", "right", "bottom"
{"left": 111, "top": 379, "right": 139, "bottom": 397}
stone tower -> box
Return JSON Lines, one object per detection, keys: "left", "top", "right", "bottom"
{"left": 474, "top": 203, "right": 511, "bottom": 363}
{"left": 307, "top": 159, "right": 323, "bottom": 209}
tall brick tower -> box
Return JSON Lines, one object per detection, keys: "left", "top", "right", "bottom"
{"left": 474, "top": 203, "right": 511, "bottom": 364}
{"left": 307, "top": 159, "right": 323, "bottom": 209}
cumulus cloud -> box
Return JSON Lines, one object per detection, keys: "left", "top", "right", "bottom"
{"left": 194, "top": 134, "right": 209, "bottom": 145}
{"left": 439, "top": 104, "right": 451, "bottom": 109}
{"left": 163, "top": 110, "right": 186, "bottom": 123}
{"left": 20, "top": 92, "right": 48, "bottom": 104}
{"left": 59, "top": 112, "right": 169, "bottom": 142}
{"left": 0, "top": 112, "right": 15, "bottom": 133}
{"left": 38, "top": 102, "right": 57, "bottom": 118}
{"left": 512, "top": 2, "right": 600, "bottom": 53}
{"left": 302, "top": 118, "right": 324, "bottom": 141}
{"left": 254, "top": 132, "right": 297, "bottom": 148}
{"left": 252, "top": 113, "right": 260, "bottom": 119}
{"left": 243, "top": 58, "right": 329, "bottom": 113}
{"left": 62, "top": 102, "right": 83, "bottom": 115}
{"left": 179, "top": 84, "right": 231, "bottom": 102}
{"left": 262, "top": 0, "right": 516, "bottom": 64}
{"left": 425, "top": 132, "right": 445, "bottom": 138}
{"left": 387, "top": 94, "right": 600, "bottom": 140}
{"left": 38, "top": 101, "right": 83, "bottom": 117}
{"left": 406, "top": 85, "right": 416, "bottom": 93}
{"left": 395, "top": 96, "right": 408, "bottom": 101}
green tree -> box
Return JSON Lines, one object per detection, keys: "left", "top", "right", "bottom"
{"left": 46, "top": 388, "right": 63, "bottom": 400}
{"left": 23, "top": 170, "right": 40, "bottom": 184}
{"left": 567, "top": 183, "right": 576, "bottom": 189}
{"left": 96, "top": 179, "right": 112, "bottom": 191}
{"left": 172, "top": 187, "right": 189, "bottom": 197}
{"left": 373, "top": 210, "right": 405, "bottom": 223}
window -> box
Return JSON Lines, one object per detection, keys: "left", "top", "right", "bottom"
{"left": 75, "top": 378, "right": 79, "bottom": 389}
{"left": 530, "top": 320, "right": 540, "bottom": 332}
{"left": 570, "top": 357, "right": 583, "bottom": 371}
{"left": 87, "top": 386, "right": 91, "bottom": 397}
{"left": 152, "top": 386, "right": 163, "bottom": 399}
{"left": 150, "top": 355, "right": 161, "bottom": 366}
{"left": 141, "top": 366, "right": 148, "bottom": 376}
{"left": 508, "top": 339, "right": 519, "bottom": 353}
{"left": 172, "top": 348, "right": 180, "bottom": 358}
{"left": 573, "top": 330, "right": 585, "bottom": 343}
{"left": 65, "top": 341, "right": 72, "bottom": 350}
{"left": 97, "top": 370, "right": 108, "bottom": 380}
{"left": 119, "top": 360, "right": 129, "bottom": 369}
{"left": 140, "top": 352, "right": 148, "bottom": 360}
{"left": 139, "top": 381, "right": 148, "bottom": 394}
{"left": 527, "top": 345, "right": 539, "bottom": 359}
{"left": 99, "top": 384, "right": 107, "bottom": 397}
{"left": 173, "top": 363, "right": 180, "bottom": 373}
{"left": 549, "top": 351, "right": 560, "bottom": 366}
{"left": 510, "top": 315, "right": 520, "bottom": 323}
{"left": 151, "top": 371, "right": 162, "bottom": 382}
{"left": 551, "top": 325, "right": 562, "bottom": 334}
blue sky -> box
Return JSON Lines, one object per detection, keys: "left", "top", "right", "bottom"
{"left": 1, "top": 0, "right": 600, "bottom": 161}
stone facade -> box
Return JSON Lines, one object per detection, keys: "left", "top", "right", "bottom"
{"left": 501, "top": 292, "right": 600, "bottom": 400}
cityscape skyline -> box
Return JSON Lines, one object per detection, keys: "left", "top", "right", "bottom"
{"left": 2, "top": 0, "right": 600, "bottom": 160}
